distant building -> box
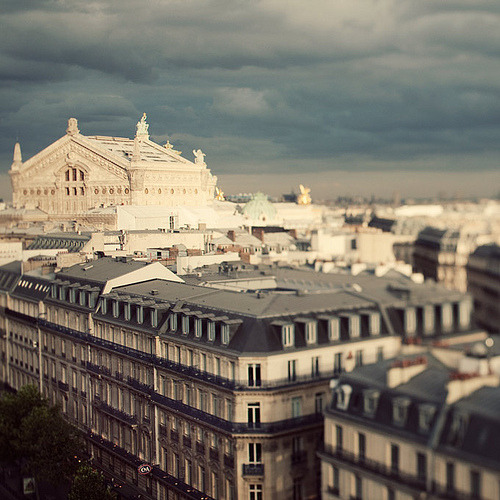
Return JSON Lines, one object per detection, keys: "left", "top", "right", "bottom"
{"left": 467, "top": 244, "right": 500, "bottom": 333}
{"left": 319, "top": 344, "right": 500, "bottom": 500}
{"left": 9, "top": 115, "right": 217, "bottom": 216}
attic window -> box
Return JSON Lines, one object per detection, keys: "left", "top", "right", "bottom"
{"left": 51, "top": 284, "right": 57, "bottom": 299}
{"left": 336, "top": 384, "right": 353, "bottom": 411}
{"left": 392, "top": 397, "right": 411, "bottom": 426}
{"left": 207, "top": 321, "right": 215, "bottom": 341}
{"left": 195, "top": 319, "right": 202, "bottom": 338}
{"left": 124, "top": 302, "right": 131, "bottom": 321}
{"left": 418, "top": 404, "right": 436, "bottom": 433}
{"left": 169, "top": 313, "right": 177, "bottom": 332}
{"left": 79, "top": 291, "right": 86, "bottom": 307}
{"left": 328, "top": 318, "right": 340, "bottom": 341}
{"left": 136, "top": 305, "right": 144, "bottom": 324}
{"left": 448, "top": 412, "right": 468, "bottom": 446}
{"left": 59, "top": 286, "right": 66, "bottom": 301}
{"left": 370, "top": 312, "right": 381, "bottom": 336}
{"left": 350, "top": 315, "right": 360, "bottom": 338}
{"left": 282, "top": 324, "right": 294, "bottom": 348}
{"left": 151, "top": 308, "right": 158, "bottom": 328}
{"left": 305, "top": 321, "right": 317, "bottom": 345}
{"left": 181, "top": 315, "right": 189, "bottom": 335}
{"left": 221, "top": 324, "right": 229, "bottom": 345}
{"left": 101, "top": 298, "right": 107, "bottom": 315}
{"left": 112, "top": 300, "right": 119, "bottom": 318}
{"left": 363, "top": 389, "right": 380, "bottom": 416}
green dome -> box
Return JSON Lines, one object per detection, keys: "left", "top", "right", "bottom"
{"left": 242, "top": 192, "right": 277, "bottom": 222}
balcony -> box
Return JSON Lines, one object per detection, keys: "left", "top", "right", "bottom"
{"left": 86, "top": 361, "right": 100, "bottom": 374}
{"left": 209, "top": 447, "right": 219, "bottom": 461}
{"left": 320, "top": 445, "right": 427, "bottom": 492}
{"left": 58, "top": 381, "right": 69, "bottom": 392}
{"left": 242, "top": 463, "right": 264, "bottom": 476}
{"left": 126, "top": 376, "right": 153, "bottom": 395}
{"left": 170, "top": 430, "right": 179, "bottom": 443}
{"left": 95, "top": 401, "right": 137, "bottom": 425}
{"left": 195, "top": 441, "right": 205, "bottom": 455}
{"left": 159, "top": 424, "right": 168, "bottom": 437}
{"left": 183, "top": 436, "right": 192, "bottom": 448}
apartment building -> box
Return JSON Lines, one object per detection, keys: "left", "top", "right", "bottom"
{"left": 0, "top": 257, "right": 477, "bottom": 500}
{"left": 319, "top": 345, "right": 500, "bottom": 500}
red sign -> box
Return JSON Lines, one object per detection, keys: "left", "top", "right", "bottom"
{"left": 138, "top": 463, "right": 152, "bottom": 475}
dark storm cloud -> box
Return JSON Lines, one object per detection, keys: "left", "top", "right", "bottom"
{"left": 0, "top": 0, "right": 499, "bottom": 196}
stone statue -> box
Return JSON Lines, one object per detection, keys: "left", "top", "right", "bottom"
{"left": 193, "top": 149, "right": 206, "bottom": 165}
{"left": 66, "top": 118, "right": 79, "bottom": 136}
{"left": 165, "top": 140, "right": 181, "bottom": 155}
{"left": 215, "top": 187, "right": 225, "bottom": 201}
{"left": 136, "top": 113, "right": 149, "bottom": 138}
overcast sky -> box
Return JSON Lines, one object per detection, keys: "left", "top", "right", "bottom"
{"left": 0, "top": 0, "right": 499, "bottom": 200}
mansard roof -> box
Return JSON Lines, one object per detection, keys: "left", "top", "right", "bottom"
{"left": 0, "top": 261, "right": 22, "bottom": 292}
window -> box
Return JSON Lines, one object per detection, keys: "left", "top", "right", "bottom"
{"left": 249, "top": 484, "right": 262, "bottom": 500}
{"left": 185, "top": 458, "right": 192, "bottom": 485}
{"left": 363, "top": 389, "right": 380, "bottom": 416}
{"left": 182, "top": 315, "right": 189, "bottom": 334}
{"left": 329, "top": 465, "right": 339, "bottom": 495}
{"left": 169, "top": 313, "right": 177, "bottom": 331}
{"left": 349, "top": 315, "right": 360, "bottom": 338}
{"left": 405, "top": 307, "right": 417, "bottom": 335}
{"left": 446, "top": 462, "right": 455, "bottom": 493}
{"left": 136, "top": 305, "right": 143, "bottom": 324}
{"left": 355, "top": 349, "right": 363, "bottom": 367}
{"left": 358, "top": 433, "right": 366, "bottom": 462}
{"left": 334, "top": 352, "right": 343, "bottom": 375}
{"left": 282, "top": 324, "right": 294, "bottom": 347}
{"left": 305, "top": 321, "right": 317, "bottom": 344}
{"left": 354, "top": 474, "right": 362, "bottom": 500}
{"left": 112, "top": 300, "right": 119, "bottom": 318}
{"left": 288, "top": 360, "right": 297, "bottom": 382}
{"left": 221, "top": 324, "right": 230, "bottom": 345}
{"left": 417, "top": 452, "right": 426, "bottom": 483}
{"left": 293, "top": 478, "right": 303, "bottom": 500}
{"left": 335, "top": 384, "right": 352, "bottom": 410}
{"left": 247, "top": 403, "right": 261, "bottom": 428}
{"left": 248, "top": 443, "right": 262, "bottom": 464}
{"left": 195, "top": 319, "right": 202, "bottom": 338}
{"left": 393, "top": 398, "right": 410, "bottom": 426}
{"left": 418, "top": 404, "right": 436, "bottom": 433}
{"left": 211, "top": 472, "right": 218, "bottom": 499}
{"left": 470, "top": 470, "right": 481, "bottom": 499}
{"left": 370, "top": 312, "right": 381, "bottom": 335}
{"left": 207, "top": 321, "right": 215, "bottom": 340}
{"left": 151, "top": 308, "right": 158, "bottom": 327}
{"left": 248, "top": 364, "right": 261, "bottom": 387}
{"left": 123, "top": 302, "right": 130, "bottom": 321}
{"left": 291, "top": 397, "right": 302, "bottom": 418}
{"left": 311, "top": 356, "right": 320, "bottom": 377}
{"left": 377, "top": 346, "right": 384, "bottom": 362}
{"left": 328, "top": 318, "right": 340, "bottom": 341}
{"left": 315, "top": 392, "right": 324, "bottom": 413}
{"left": 198, "top": 465, "right": 206, "bottom": 492}
{"left": 390, "top": 444, "right": 399, "bottom": 473}
{"left": 448, "top": 413, "right": 468, "bottom": 446}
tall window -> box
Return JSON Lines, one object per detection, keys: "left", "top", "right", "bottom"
{"left": 248, "top": 443, "right": 262, "bottom": 464}
{"left": 470, "top": 470, "right": 481, "bottom": 499}
{"left": 311, "top": 356, "right": 320, "bottom": 377}
{"left": 221, "top": 324, "right": 230, "bottom": 344}
{"left": 248, "top": 364, "right": 261, "bottom": 387}
{"left": 293, "top": 478, "right": 303, "bottom": 500}
{"left": 315, "top": 392, "right": 324, "bottom": 413}
{"left": 207, "top": 321, "right": 215, "bottom": 340}
{"left": 249, "top": 484, "right": 262, "bottom": 500}
{"left": 354, "top": 475, "right": 362, "bottom": 500}
{"left": 335, "top": 425, "right": 343, "bottom": 451}
{"left": 358, "top": 432, "right": 366, "bottom": 462}
{"left": 334, "top": 352, "right": 343, "bottom": 375}
{"left": 288, "top": 360, "right": 297, "bottom": 382}
{"left": 291, "top": 397, "right": 302, "bottom": 418}
{"left": 355, "top": 350, "right": 363, "bottom": 367}
{"left": 305, "top": 321, "right": 317, "bottom": 344}
{"left": 390, "top": 444, "right": 399, "bottom": 473}
{"left": 417, "top": 452, "right": 427, "bottom": 483}
{"left": 282, "top": 324, "right": 294, "bottom": 347}
{"left": 329, "top": 465, "right": 339, "bottom": 494}
{"left": 247, "top": 403, "right": 261, "bottom": 428}
{"left": 328, "top": 318, "right": 340, "bottom": 341}
{"left": 446, "top": 462, "right": 455, "bottom": 493}
{"left": 182, "top": 315, "right": 189, "bottom": 334}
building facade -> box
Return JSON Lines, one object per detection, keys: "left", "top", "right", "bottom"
{"left": 9, "top": 115, "right": 217, "bottom": 215}
{"left": 0, "top": 257, "right": 477, "bottom": 500}
{"left": 319, "top": 347, "right": 500, "bottom": 500}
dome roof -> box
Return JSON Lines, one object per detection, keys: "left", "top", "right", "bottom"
{"left": 242, "top": 192, "right": 277, "bottom": 222}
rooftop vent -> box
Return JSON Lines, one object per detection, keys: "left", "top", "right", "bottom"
{"left": 150, "top": 290, "right": 159, "bottom": 296}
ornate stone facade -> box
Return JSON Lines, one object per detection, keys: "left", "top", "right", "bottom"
{"left": 9, "top": 115, "right": 217, "bottom": 214}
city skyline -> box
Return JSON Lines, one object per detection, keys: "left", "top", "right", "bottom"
{"left": 1, "top": 1, "right": 499, "bottom": 200}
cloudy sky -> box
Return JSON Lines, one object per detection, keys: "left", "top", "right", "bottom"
{"left": 0, "top": 0, "right": 499, "bottom": 200}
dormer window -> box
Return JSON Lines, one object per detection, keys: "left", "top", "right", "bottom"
{"left": 136, "top": 305, "right": 144, "bottom": 324}
{"left": 170, "top": 313, "right": 177, "bottom": 331}
{"left": 181, "top": 315, "right": 189, "bottom": 334}
{"left": 69, "top": 288, "right": 76, "bottom": 303}
{"left": 418, "top": 404, "right": 436, "bottom": 433}
{"left": 207, "top": 321, "right": 215, "bottom": 340}
{"left": 336, "top": 384, "right": 353, "bottom": 411}
{"left": 101, "top": 298, "right": 107, "bottom": 315}
{"left": 59, "top": 286, "right": 66, "bottom": 301}
{"left": 282, "top": 324, "right": 294, "bottom": 348}
{"left": 112, "top": 300, "right": 119, "bottom": 318}
{"left": 363, "top": 389, "right": 380, "bottom": 416}
{"left": 79, "top": 291, "right": 86, "bottom": 307}
{"left": 448, "top": 412, "right": 468, "bottom": 446}
{"left": 405, "top": 307, "right": 417, "bottom": 335}
{"left": 392, "top": 397, "right": 411, "bottom": 426}
{"left": 124, "top": 302, "right": 131, "bottom": 321}
{"left": 51, "top": 284, "right": 57, "bottom": 299}
{"left": 221, "top": 324, "right": 229, "bottom": 345}
{"left": 370, "top": 312, "right": 381, "bottom": 336}
{"left": 195, "top": 319, "right": 202, "bottom": 338}
{"left": 151, "top": 308, "right": 158, "bottom": 328}
{"left": 442, "top": 303, "right": 453, "bottom": 332}
{"left": 305, "top": 321, "right": 317, "bottom": 345}
{"left": 328, "top": 318, "right": 340, "bottom": 341}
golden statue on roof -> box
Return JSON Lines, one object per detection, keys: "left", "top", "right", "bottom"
{"left": 215, "top": 187, "right": 225, "bottom": 201}
{"left": 297, "top": 184, "right": 311, "bottom": 205}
